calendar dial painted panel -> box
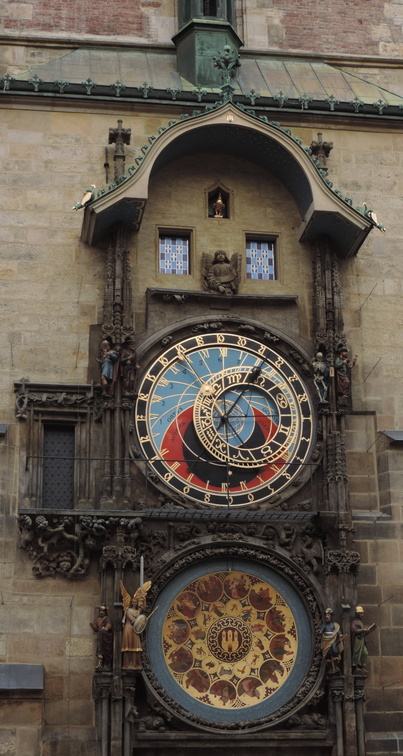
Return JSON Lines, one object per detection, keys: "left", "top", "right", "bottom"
{"left": 135, "top": 332, "right": 314, "bottom": 507}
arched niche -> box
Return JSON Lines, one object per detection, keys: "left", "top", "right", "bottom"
{"left": 206, "top": 182, "right": 231, "bottom": 219}
{"left": 81, "top": 103, "right": 373, "bottom": 258}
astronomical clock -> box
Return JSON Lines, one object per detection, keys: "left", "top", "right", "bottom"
{"left": 135, "top": 328, "right": 315, "bottom": 509}
{"left": 129, "top": 318, "right": 325, "bottom": 736}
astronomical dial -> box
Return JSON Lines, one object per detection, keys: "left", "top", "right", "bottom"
{"left": 135, "top": 332, "right": 314, "bottom": 507}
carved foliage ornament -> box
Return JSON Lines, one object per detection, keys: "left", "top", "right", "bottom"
{"left": 19, "top": 510, "right": 324, "bottom": 581}
{"left": 18, "top": 513, "right": 141, "bottom": 579}
{"left": 324, "top": 549, "right": 360, "bottom": 574}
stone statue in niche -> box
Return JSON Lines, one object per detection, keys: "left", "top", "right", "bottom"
{"left": 312, "top": 351, "right": 330, "bottom": 404}
{"left": 202, "top": 250, "right": 241, "bottom": 295}
{"left": 321, "top": 608, "right": 344, "bottom": 673}
{"left": 97, "top": 339, "right": 118, "bottom": 395}
{"left": 351, "top": 605, "right": 376, "bottom": 673}
{"left": 90, "top": 605, "right": 113, "bottom": 669}
{"left": 120, "top": 580, "right": 152, "bottom": 670}
{"left": 213, "top": 192, "right": 225, "bottom": 218}
{"left": 120, "top": 337, "right": 138, "bottom": 397}
{"left": 334, "top": 345, "right": 357, "bottom": 405}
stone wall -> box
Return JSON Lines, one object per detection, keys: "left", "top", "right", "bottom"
{"left": 3, "top": 0, "right": 403, "bottom": 58}
{"left": 0, "top": 54, "right": 402, "bottom": 754}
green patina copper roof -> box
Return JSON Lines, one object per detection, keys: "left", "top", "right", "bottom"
{"left": 6, "top": 47, "right": 403, "bottom": 111}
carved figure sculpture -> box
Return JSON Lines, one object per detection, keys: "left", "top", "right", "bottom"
{"left": 90, "top": 605, "right": 113, "bottom": 669}
{"left": 213, "top": 192, "right": 225, "bottom": 218}
{"left": 321, "top": 608, "right": 344, "bottom": 673}
{"left": 351, "top": 605, "right": 376, "bottom": 672}
{"left": 334, "top": 346, "right": 357, "bottom": 405}
{"left": 213, "top": 45, "right": 241, "bottom": 82}
{"left": 72, "top": 184, "right": 96, "bottom": 210}
{"left": 120, "top": 580, "right": 152, "bottom": 670}
{"left": 202, "top": 250, "right": 241, "bottom": 295}
{"left": 120, "top": 337, "right": 138, "bottom": 396}
{"left": 312, "top": 352, "right": 330, "bottom": 404}
{"left": 97, "top": 340, "right": 118, "bottom": 395}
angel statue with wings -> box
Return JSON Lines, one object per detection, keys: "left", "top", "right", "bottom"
{"left": 202, "top": 249, "right": 241, "bottom": 295}
{"left": 120, "top": 580, "right": 152, "bottom": 670}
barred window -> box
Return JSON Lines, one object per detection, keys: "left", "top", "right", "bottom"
{"left": 159, "top": 235, "right": 190, "bottom": 275}
{"left": 246, "top": 239, "right": 276, "bottom": 280}
{"left": 43, "top": 425, "right": 75, "bottom": 509}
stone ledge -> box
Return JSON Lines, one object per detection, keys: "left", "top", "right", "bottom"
{"left": 367, "top": 732, "right": 403, "bottom": 753}
{"left": 0, "top": 664, "right": 44, "bottom": 691}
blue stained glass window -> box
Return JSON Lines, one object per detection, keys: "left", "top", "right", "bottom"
{"left": 159, "top": 236, "right": 190, "bottom": 274}
{"left": 246, "top": 239, "right": 275, "bottom": 280}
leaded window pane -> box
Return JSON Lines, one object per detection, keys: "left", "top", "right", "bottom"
{"left": 246, "top": 240, "right": 276, "bottom": 280}
{"left": 159, "top": 236, "right": 189, "bottom": 274}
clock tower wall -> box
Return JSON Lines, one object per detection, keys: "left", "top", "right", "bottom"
{"left": 5, "top": 94, "right": 380, "bottom": 756}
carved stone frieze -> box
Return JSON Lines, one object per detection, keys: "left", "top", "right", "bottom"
{"left": 324, "top": 549, "right": 360, "bottom": 574}
{"left": 288, "top": 350, "right": 311, "bottom": 377}
{"left": 123, "top": 685, "right": 138, "bottom": 722}
{"left": 100, "top": 545, "right": 137, "bottom": 570}
{"left": 168, "top": 519, "right": 325, "bottom": 576}
{"left": 287, "top": 711, "right": 327, "bottom": 729}
{"left": 326, "top": 431, "right": 348, "bottom": 483}
{"left": 14, "top": 380, "right": 95, "bottom": 419}
{"left": 102, "top": 226, "right": 133, "bottom": 348}
{"left": 19, "top": 513, "right": 142, "bottom": 579}
{"left": 19, "top": 508, "right": 325, "bottom": 582}
{"left": 92, "top": 675, "right": 112, "bottom": 702}
{"left": 312, "top": 240, "right": 345, "bottom": 364}
{"left": 137, "top": 715, "right": 167, "bottom": 732}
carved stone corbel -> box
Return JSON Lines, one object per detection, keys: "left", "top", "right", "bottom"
{"left": 324, "top": 549, "right": 360, "bottom": 574}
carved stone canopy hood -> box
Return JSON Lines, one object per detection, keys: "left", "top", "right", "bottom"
{"left": 81, "top": 101, "right": 374, "bottom": 256}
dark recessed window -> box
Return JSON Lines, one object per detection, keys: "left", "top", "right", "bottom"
{"left": 203, "top": 0, "right": 217, "bottom": 16}
{"left": 43, "top": 425, "right": 75, "bottom": 509}
{"left": 246, "top": 238, "right": 276, "bottom": 280}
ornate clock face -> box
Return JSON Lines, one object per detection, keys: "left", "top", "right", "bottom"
{"left": 135, "top": 332, "right": 314, "bottom": 507}
{"left": 162, "top": 570, "right": 298, "bottom": 712}
{"left": 146, "top": 556, "right": 316, "bottom": 729}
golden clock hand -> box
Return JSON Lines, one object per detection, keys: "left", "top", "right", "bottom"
{"left": 221, "top": 415, "right": 245, "bottom": 446}
{"left": 177, "top": 351, "right": 211, "bottom": 388}
{"left": 217, "top": 365, "right": 262, "bottom": 428}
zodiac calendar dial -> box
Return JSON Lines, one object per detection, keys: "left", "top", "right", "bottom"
{"left": 161, "top": 570, "right": 298, "bottom": 711}
{"left": 135, "top": 332, "right": 314, "bottom": 507}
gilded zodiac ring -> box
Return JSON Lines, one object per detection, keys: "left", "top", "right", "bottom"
{"left": 193, "top": 367, "right": 296, "bottom": 468}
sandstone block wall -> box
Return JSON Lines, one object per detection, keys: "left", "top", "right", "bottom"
{"left": 3, "top": 0, "right": 403, "bottom": 58}
{"left": 0, "top": 48, "right": 402, "bottom": 753}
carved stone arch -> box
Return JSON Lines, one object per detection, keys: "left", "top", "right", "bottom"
{"left": 141, "top": 541, "right": 326, "bottom": 732}
{"left": 134, "top": 313, "right": 313, "bottom": 369}
{"left": 81, "top": 102, "right": 373, "bottom": 257}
